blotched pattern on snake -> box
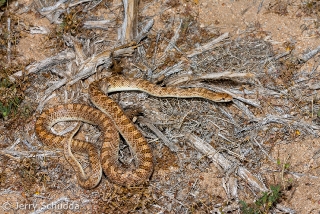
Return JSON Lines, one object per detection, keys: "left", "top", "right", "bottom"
{"left": 35, "top": 75, "right": 232, "bottom": 189}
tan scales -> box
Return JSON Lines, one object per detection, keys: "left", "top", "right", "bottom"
{"left": 35, "top": 75, "right": 232, "bottom": 189}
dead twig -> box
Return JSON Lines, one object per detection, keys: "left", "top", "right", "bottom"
{"left": 29, "top": 26, "right": 50, "bottom": 34}
{"left": 39, "top": 0, "right": 67, "bottom": 15}
{"left": 252, "top": 138, "right": 276, "bottom": 163}
{"left": 275, "top": 204, "right": 296, "bottom": 214}
{"left": 138, "top": 117, "right": 178, "bottom": 152}
{"left": 36, "top": 93, "right": 56, "bottom": 112}
{"left": 67, "top": 44, "right": 137, "bottom": 85}
{"left": 163, "top": 19, "right": 182, "bottom": 55}
{"left": 233, "top": 99, "right": 256, "bottom": 120}
{"left": 187, "top": 133, "right": 268, "bottom": 192}
{"left": 152, "top": 61, "right": 184, "bottom": 81}
{"left": 187, "top": 32, "right": 229, "bottom": 58}
{"left": 299, "top": 45, "right": 320, "bottom": 63}
{"left": 121, "top": 0, "right": 139, "bottom": 43}
{"left": 83, "top": 20, "right": 112, "bottom": 30}
{"left": 0, "top": 149, "right": 58, "bottom": 160}
{"left": 135, "top": 19, "right": 154, "bottom": 43}
{"left": 7, "top": 17, "right": 11, "bottom": 64}
{"left": 9, "top": 50, "right": 75, "bottom": 82}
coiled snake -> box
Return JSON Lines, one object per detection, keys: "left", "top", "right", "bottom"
{"left": 35, "top": 75, "right": 232, "bottom": 189}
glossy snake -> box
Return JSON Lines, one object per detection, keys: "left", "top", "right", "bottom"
{"left": 35, "top": 75, "right": 232, "bottom": 188}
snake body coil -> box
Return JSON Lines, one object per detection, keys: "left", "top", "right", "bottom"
{"left": 35, "top": 75, "right": 232, "bottom": 188}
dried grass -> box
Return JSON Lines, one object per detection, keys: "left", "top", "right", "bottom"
{"left": 1, "top": 0, "right": 320, "bottom": 213}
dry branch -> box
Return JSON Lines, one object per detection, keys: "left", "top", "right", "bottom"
{"left": 164, "top": 19, "right": 182, "bottom": 54}
{"left": 275, "top": 204, "right": 296, "bottom": 214}
{"left": 232, "top": 99, "right": 256, "bottom": 119}
{"left": 199, "top": 72, "right": 255, "bottom": 80}
{"left": 121, "top": 0, "right": 139, "bottom": 43}
{"left": 17, "top": 50, "right": 75, "bottom": 76}
{"left": 138, "top": 117, "right": 178, "bottom": 152}
{"left": 44, "top": 77, "right": 68, "bottom": 99}
{"left": 187, "top": 32, "right": 229, "bottom": 58}
{"left": 7, "top": 18, "right": 11, "bottom": 64}
{"left": 30, "top": 26, "right": 50, "bottom": 34}
{"left": 222, "top": 176, "right": 238, "bottom": 199}
{"left": 187, "top": 133, "right": 268, "bottom": 192}
{"left": 39, "top": 0, "right": 67, "bottom": 15}
{"left": 0, "top": 149, "right": 58, "bottom": 160}
{"left": 71, "top": 38, "right": 87, "bottom": 64}
{"left": 152, "top": 61, "right": 184, "bottom": 81}
{"left": 8, "top": 50, "right": 74, "bottom": 82}
{"left": 253, "top": 138, "right": 276, "bottom": 163}
{"left": 83, "top": 20, "right": 112, "bottom": 30}
{"left": 259, "top": 114, "right": 319, "bottom": 135}
{"left": 36, "top": 93, "right": 56, "bottom": 112}
{"left": 299, "top": 45, "right": 320, "bottom": 63}
{"left": 135, "top": 19, "right": 154, "bottom": 43}
{"left": 69, "top": 0, "right": 93, "bottom": 8}
{"left": 66, "top": 44, "right": 136, "bottom": 85}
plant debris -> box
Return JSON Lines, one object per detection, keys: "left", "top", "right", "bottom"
{"left": 1, "top": 0, "right": 320, "bottom": 213}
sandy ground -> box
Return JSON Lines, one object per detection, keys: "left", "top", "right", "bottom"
{"left": 1, "top": 0, "right": 320, "bottom": 213}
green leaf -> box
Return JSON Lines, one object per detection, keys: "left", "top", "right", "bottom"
{"left": 0, "top": 0, "right": 6, "bottom": 7}
{"left": 284, "top": 163, "right": 290, "bottom": 169}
